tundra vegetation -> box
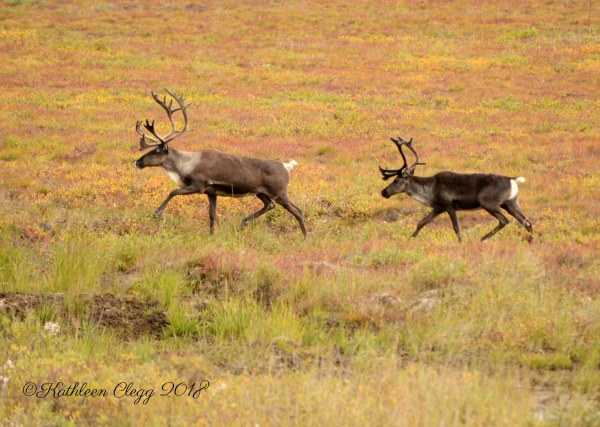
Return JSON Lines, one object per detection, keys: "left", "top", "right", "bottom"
{"left": 0, "top": 0, "right": 599, "bottom": 425}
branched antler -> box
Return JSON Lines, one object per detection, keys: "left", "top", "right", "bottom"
{"left": 379, "top": 136, "right": 425, "bottom": 180}
{"left": 136, "top": 89, "right": 192, "bottom": 150}
{"left": 398, "top": 137, "right": 426, "bottom": 176}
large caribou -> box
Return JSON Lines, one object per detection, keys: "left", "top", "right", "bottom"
{"left": 379, "top": 137, "right": 533, "bottom": 241}
{"left": 134, "top": 89, "right": 306, "bottom": 236}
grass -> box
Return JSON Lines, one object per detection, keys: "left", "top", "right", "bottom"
{"left": 0, "top": 0, "right": 599, "bottom": 425}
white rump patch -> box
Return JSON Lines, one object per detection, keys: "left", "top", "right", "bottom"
{"left": 283, "top": 160, "right": 298, "bottom": 172}
{"left": 508, "top": 177, "right": 525, "bottom": 200}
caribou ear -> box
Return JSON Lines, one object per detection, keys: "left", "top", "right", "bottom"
{"left": 162, "top": 144, "right": 168, "bottom": 152}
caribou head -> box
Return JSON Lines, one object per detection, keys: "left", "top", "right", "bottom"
{"left": 379, "top": 136, "right": 425, "bottom": 198}
{"left": 134, "top": 89, "right": 191, "bottom": 169}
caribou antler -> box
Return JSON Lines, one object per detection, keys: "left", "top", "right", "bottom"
{"left": 397, "top": 137, "right": 425, "bottom": 176}
{"left": 136, "top": 120, "right": 161, "bottom": 150}
{"left": 136, "top": 88, "right": 192, "bottom": 150}
{"left": 392, "top": 136, "right": 425, "bottom": 176}
{"left": 379, "top": 136, "right": 425, "bottom": 180}
{"left": 379, "top": 137, "right": 406, "bottom": 179}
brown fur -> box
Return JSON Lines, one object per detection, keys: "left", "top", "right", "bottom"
{"left": 135, "top": 146, "right": 306, "bottom": 236}
{"left": 380, "top": 138, "right": 532, "bottom": 241}
{"left": 134, "top": 89, "right": 306, "bottom": 237}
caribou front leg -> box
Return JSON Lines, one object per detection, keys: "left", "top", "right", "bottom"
{"left": 446, "top": 208, "right": 463, "bottom": 242}
{"left": 154, "top": 185, "right": 200, "bottom": 218}
{"left": 208, "top": 194, "right": 217, "bottom": 234}
{"left": 412, "top": 208, "right": 444, "bottom": 238}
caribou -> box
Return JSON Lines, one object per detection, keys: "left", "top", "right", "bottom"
{"left": 134, "top": 89, "right": 306, "bottom": 236}
{"left": 379, "top": 137, "right": 533, "bottom": 241}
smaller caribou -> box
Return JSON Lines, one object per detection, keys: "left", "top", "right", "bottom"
{"left": 134, "top": 89, "right": 306, "bottom": 236}
{"left": 379, "top": 137, "right": 533, "bottom": 241}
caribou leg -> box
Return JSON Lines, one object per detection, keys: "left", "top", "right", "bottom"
{"left": 446, "top": 208, "right": 463, "bottom": 242}
{"left": 208, "top": 194, "right": 217, "bottom": 234}
{"left": 411, "top": 208, "right": 444, "bottom": 238}
{"left": 481, "top": 207, "right": 510, "bottom": 240}
{"left": 501, "top": 200, "right": 533, "bottom": 233}
{"left": 241, "top": 193, "right": 276, "bottom": 229}
{"left": 274, "top": 195, "right": 307, "bottom": 237}
{"left": 154, "top": 185, "right": 200, "bottom": 218}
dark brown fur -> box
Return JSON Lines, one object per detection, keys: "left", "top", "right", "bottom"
{"left": 380, "top": 138, "right": 533, "bottom": 241}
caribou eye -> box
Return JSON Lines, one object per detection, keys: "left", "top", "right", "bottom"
{"left": 155, "top": 148, "right": 161, "bottom": 154}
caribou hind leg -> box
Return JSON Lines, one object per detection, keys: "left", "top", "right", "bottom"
{"left": 481, "top": 207, "right": 510, "bottom": 240}
{"left": 241, "top": 193, "right": 276, "bottom": 229}
{"left": 501, "top": 199, "right": 533, "bottom": 234}
{"left": 273, "top": 195, "right": 307, "bottom": 237}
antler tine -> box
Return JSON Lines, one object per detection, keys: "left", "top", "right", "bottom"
{"left": 153, "top": 88, "right": 192, "bottom": 143}
{"left": 138, "top": 135, "right": 155, "bottom": 150}
{"left": 391, "top": 137, "right": 409, "bottom": 171}
{"left": 166, "top": 90, "right": 191, "bottom": 111}
{"left": 150, "top": 91, "right": 172, "bottom": 122}
{"left": 135, "top": 120, "right": 145, "bottom": 137}
{"left": 399, "top": 137, "right": 426, "bottom": 176}
{"left": 379, "top": 136, "right": 409, "bottom": 180}
{"left": 143, "top": 119, "right": 166, "bottom": 144}
{"left": 148, "top": 91, "right": 176, "bottom": 139}
{"left": 135, "top": 89, "right": 192, "bottom": 150}
{"left": 379, "top": 136, "right": 426, "bottom": 179}
{"left": 379, "top": 166, "right": 401, "bottom": 181}
{"left": 136, "top": 120, "right": 161, "bottom": 150}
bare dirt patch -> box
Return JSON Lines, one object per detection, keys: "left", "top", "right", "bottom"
{"left": 0, "top": 292, "right": 167, "bottom": 339}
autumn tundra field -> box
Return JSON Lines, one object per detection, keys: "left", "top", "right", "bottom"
{"left": 0, "top": 0, "right": 599, "bottom": 425}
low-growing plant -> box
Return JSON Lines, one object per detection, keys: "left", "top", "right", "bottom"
{"left": 164, "top": 306, "right": 199, "bottom": 338}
